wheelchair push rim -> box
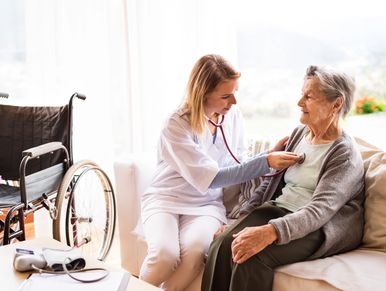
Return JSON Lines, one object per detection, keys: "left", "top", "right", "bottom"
{"left": 53, "top": 160, "right": 116, "bottom": 261}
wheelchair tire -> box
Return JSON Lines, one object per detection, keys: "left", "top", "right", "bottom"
{"left": 0, "top": 214, "right": 20, "bottom": 245}
{"left": 52, "top": 160, "right": 116, "bottom": 261}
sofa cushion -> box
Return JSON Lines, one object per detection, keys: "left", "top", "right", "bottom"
{"left": 355, "top": 137, "right": 386, "bottom": 252}
{"left": 276, "top": 249, "right": 386, "bottom": 291}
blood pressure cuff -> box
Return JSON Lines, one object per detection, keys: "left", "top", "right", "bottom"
{"left": 42, "top": 247, "right": 86, "bottom": 272}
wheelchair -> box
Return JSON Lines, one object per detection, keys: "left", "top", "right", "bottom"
{"left": 0, "top": 92, "right": 116, "bottom": 261}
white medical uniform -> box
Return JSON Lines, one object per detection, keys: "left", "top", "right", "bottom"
{"left": 140, "top": 106, "right": 246, "bottom": 290}
{"left": 142, "top": 106, "right": 247, "bottom": 224}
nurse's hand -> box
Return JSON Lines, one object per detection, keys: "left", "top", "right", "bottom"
{"left": 267, "top": 151, "right": 301, "bottom": 169}
{"left": 214, "top": 224, "right": 229, "bottom": 239}
{"left": 269, "top": 136, "right": 289, "bottom": 152}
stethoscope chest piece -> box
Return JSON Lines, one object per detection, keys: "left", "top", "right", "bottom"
{"left": 298, "top": 152, "right": 306, "bottom": 164}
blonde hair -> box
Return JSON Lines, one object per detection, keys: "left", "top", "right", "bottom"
{"left": 182, "top": 54, "right": 240, "bottom": 135}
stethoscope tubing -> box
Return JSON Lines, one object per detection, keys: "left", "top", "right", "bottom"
{"left": 208, "top": 114, "right": 277, "bottom": 177}
{"left": 207, "top": 115, "right": 241, "bottom": 164}
{"left": 207, "top": 114, "right": 303, "bottom": 179}
{"left": 261, "top": 168, "right": 286, "bottom": 178}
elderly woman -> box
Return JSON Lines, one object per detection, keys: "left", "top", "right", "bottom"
{"left": 201, "top": 65, "right": 365, "bottom": 291}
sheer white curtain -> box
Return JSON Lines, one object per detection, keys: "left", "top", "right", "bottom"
{"left": 21, "top": 0, "right": 129, "bottom": 171}
{"left": 123, "top": 0, "right": 238, "bottom": 154}
{"left": 4, "top": 0, "right": 237, "bottom": 167}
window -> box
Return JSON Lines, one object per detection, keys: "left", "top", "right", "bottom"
{"left": 233, "top": 0, "right": 386, "bottom": 144}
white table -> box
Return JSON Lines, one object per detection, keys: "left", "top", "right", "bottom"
{"left": 0, "top": 237, "right": 161, "bottom": 291}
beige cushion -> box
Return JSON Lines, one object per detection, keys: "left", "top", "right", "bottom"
{"left": 276, "top": 249, "right": 386, "bottom": 290}
{"left": 355, "top": 137, "right": 386, "bottom": 251}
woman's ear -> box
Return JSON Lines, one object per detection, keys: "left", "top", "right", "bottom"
{"left": 333, "top": 96, "right": 344, "bottom": 113}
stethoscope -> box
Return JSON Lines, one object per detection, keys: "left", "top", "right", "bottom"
{"left": 207, "top": 114, "right": 242, "bottom": 164}
{"left": 207, "top": 115, "right": 306, "bottom": 178}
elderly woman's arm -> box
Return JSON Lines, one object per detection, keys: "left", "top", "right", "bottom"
{"left": 268, "top": 143, "right": 364, "bottom": 245}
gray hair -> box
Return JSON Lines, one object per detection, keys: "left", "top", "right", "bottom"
{"left": 305, "top": 65, "right": 356, "bottom": 118}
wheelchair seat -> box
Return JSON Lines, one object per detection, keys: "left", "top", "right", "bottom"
{"left": 0, "top": 184, "right": 20, "bottom": 207}
{"left": 0, "top": 162, "right": 65, "bottom": 207}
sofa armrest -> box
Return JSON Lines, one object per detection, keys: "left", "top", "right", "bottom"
{"left": 114, "top": 152, "right": 157, "bottom": 275}
{"left": 114, "top": 152, "right": 157, "bottom": 232}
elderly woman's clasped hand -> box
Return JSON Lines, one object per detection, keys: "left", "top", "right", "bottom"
{"left": 231, "top": 224, "right": 278, "bottom": 264}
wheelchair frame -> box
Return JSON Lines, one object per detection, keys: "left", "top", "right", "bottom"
{"left": 0, "top": 93, "right": 116, "bottom": 261}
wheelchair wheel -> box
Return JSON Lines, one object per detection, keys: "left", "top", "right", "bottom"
{"left": 0, "top": 214, "right": 20, "bottom": 245}
{"left": 53, "top": 160, "right": 116, "bottom": 261}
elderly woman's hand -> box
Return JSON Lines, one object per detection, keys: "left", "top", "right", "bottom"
{"left": 231, "top": 224, "right": 277, "bottom": 264}
{"left": 269, "top": 136, "right": 289, "bottom": 153}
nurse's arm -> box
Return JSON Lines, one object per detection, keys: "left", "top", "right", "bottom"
{"left": 209, "top": 154, "right": 269, "bottom": 189}
{"left": 209, "top": 152, "right": 301, "bottom": 189}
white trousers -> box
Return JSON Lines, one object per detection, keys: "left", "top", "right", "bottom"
{"left": 140, "top": 213, "right": 222, "bottom": 291}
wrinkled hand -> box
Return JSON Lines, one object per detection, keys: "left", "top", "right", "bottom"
{"left": 231, "top": 224, "right": 278, "bottom": 264}
{"left": 214, "top": 224, "right": 229, "bottom": 239}
{"left": 267, "top": 151, "right": 301, "bottom": 169}
{"left": 269, "top": 136, "right": 289, "bottom": 153}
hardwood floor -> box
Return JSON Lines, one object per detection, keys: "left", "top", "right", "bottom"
{"left": 0, "top": 210, "right": 34, "bottom": 242}
{"left": 25, "top": 222, "right": 35, "bottom": 239}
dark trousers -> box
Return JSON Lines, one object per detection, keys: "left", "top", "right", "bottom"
{"left": 201, "top": 203, "right": 325, "bottom": 291}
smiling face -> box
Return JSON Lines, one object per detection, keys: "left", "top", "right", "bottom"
{"left": 204, "top": 78, "right": 238, "bottom": 118}
{"left": 298, "top": 77, "right": 337, "bottom": 129}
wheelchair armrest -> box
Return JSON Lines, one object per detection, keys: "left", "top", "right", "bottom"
{"left": 22, "top": 142, "right": 66, "bottom": 158}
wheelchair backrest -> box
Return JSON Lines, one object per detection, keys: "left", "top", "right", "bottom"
{"left": 0, "top": 104, "right": 71, "bottom": 180}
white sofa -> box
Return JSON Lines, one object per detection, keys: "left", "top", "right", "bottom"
{"left": 114, "top": 137, "right": 386, "bottom": 291}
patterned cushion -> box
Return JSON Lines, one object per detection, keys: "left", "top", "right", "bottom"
{"left": 225, "top": 139, "right": 271, "bottom": 219}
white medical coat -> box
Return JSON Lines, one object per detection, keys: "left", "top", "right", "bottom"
{"left": 141, "top": 106, "right": 247, "bottom": 224}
